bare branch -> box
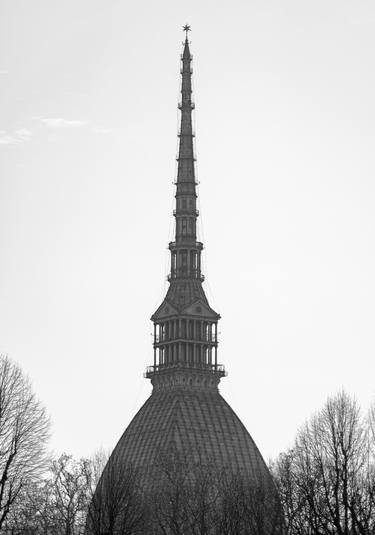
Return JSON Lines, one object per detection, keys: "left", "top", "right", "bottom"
{"left": 0, "top": 355, "right": 50, "bottom": 529}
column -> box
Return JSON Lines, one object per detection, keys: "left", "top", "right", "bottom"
{"left": 153, "top": 324, "right": 156, "bottom": 368}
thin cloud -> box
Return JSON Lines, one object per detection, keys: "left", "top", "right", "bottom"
{"left": 0, "top": 70, "right": 9, "bottom": 75}
{"left": 15, "top": 128, "right": 32, "bottom": 139}
{"left": 0, "top": 135, "right": 18, "bottom": 145}
{"left": 40, "top": 118, "right": 87, "bottom": 128}
{"left": 0, "top": 129, "right": 33, "bottom": 145}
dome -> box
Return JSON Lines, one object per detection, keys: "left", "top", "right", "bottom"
{"left": 108, "top": 385, "right": 272, "bottom": 488}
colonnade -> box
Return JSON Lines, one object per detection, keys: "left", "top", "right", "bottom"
{"left": 153, "top": 318, "right": 218, "bottom": 370}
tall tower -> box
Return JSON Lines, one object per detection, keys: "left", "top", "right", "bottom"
{"left": 146, "top": 27, "right": 225, "bottom": 392}
{"left": 99, "top": 27, "right": 273, "bottom": 489}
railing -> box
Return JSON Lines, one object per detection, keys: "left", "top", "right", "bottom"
{"left": 144, "top": 363, "right": 226, "bottom": 378}
{"left": 172, "top": 179, "right": 199, "bottom": 185}
{"left": 178, "top": 130, "right": 196, "bottom": 137}
{"left": 173, "top": 209, "right": 199, "bottom": 216}
{"left": 168, "top": 241, "right": 203, "bottom": 249}
{"left": 176, "top": 155, "right": 197, "bottom": 161}
{"left": 178, "top": 101, "right": 195, "bottom": 110}
{"left": 167, "top": 270, "right": 204, "bottom": 282}
{"left": 154, "top": 334, "right": 217, "bottom": 344}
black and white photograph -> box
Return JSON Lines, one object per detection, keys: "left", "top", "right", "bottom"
{"left": 1, "top": 1, "right": 375, "bottom": 533}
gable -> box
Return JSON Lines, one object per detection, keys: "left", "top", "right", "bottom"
{"left": 151, "top": 299, "right": 179, "bottom": 321}
{"left": 180, "top": 299, "right": 220, "bottom": 319}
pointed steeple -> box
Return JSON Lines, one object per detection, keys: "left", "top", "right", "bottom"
{"left": 174, "top": 28, "right": 199, "bottom": 252}
{"left": 146, "top": 28, "right": 226, "bottom": 390}
{"left": 176, "top": 31, "right": 196, "bottom": 185}
{"left": 172, "top": 28, "right": 201, "bottom": 279}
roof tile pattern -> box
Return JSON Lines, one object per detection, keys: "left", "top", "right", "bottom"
{"left": 111, "top": 387, "right": 271, "bottom": 487}
{"left": 165, "top": 279, "right": 209, "bottom": 309}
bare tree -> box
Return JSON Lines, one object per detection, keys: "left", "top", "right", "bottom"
{"left": 2, "top": 449, "right": 143, "bottom": 535}
{"left": 272, "top": 390, "right": 375, "bottom": 535}
{"left": 151, "top": 451, "right": 220, "bottom": 535}
{"left": 217, "top": 469, "right": 283, "bottom": 535}
{"left": 0, "top": 355, "right": 50, "bottom": 529}
{"left": 151, "top": 450, "right": 283, "bottom": 535}
{"left": 47, "top": 454, "right": 91, "bottom": 535}
{"left": 271, "top": 450, "right": 316, "bottom": 535}
{"left": 86, "top": 453, "right": 146, "bottom": 535}
{"left": 3, "top": 479, "right": 57, "bottom": 534}
{"left": 369, "top": 400, "right": 375, "bottom": 447}
{"left": 4, "top": 451, "right": 108, "bottom": 535}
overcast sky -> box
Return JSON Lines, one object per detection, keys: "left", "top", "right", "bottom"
{"left": 1, "top": 0, "right": 375, "bottom": 461}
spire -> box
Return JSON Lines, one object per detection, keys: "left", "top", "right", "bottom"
{"left": 145, "top": 29, "right": 226, "bottom": 390}
{"left": 174, "top": 25, "right": 198, "bottom": 247}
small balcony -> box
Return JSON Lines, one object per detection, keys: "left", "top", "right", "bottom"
{"left": 178, "top": 101, "right": 195, "bottom": 110}
{"left": 173, "top": 209, "right": 199, "bottom": 216}
{"left": 176, "top": 155, "right": 197, "bottom": 162}
{"left": 168, "top": 241, "right": 203, "bottom": 250}
{"left": 144, "top": 362, "right": 226, "bottom": 379}
{"left": 167, "top": 269, "right": 204, "bottom": 282}
{"left": 178, "top": 130, "right": 195, "bottom": 137}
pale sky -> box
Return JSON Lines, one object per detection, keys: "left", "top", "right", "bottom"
{"left": 1, "top": 0, "right": 375, "bottom": 462}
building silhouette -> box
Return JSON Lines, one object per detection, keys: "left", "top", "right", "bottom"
{"left": 96, "top": 28, "right": 275, "bottom": 519}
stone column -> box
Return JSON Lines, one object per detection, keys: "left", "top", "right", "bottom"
{"left": 153, "top": 324, "right": 156, "bottom": 368}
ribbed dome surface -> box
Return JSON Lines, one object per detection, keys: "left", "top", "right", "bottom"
{"left": 109, "top": 387, "right": 271, "bottom": 487}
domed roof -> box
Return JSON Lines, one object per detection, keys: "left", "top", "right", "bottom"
{"left": 109, "top": 386, "right": 272, "bottom": 488}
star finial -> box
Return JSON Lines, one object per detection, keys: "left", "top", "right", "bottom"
{"left": 183, "top": 24, "right": 191, "bottom": 38}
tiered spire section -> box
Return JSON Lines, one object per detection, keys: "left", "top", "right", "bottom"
{"left": 145, "top": 28, "right": 226, "bottom": 391}
{"left": 170, "top": 33, "right": 202, "bottom": 281}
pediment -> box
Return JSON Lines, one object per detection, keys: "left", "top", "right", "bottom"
{"left": 180, "top": 299, "right": 220, "bottom": 319}
{"left": 151, "top": 300, "right": 179, "bottom": 321}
